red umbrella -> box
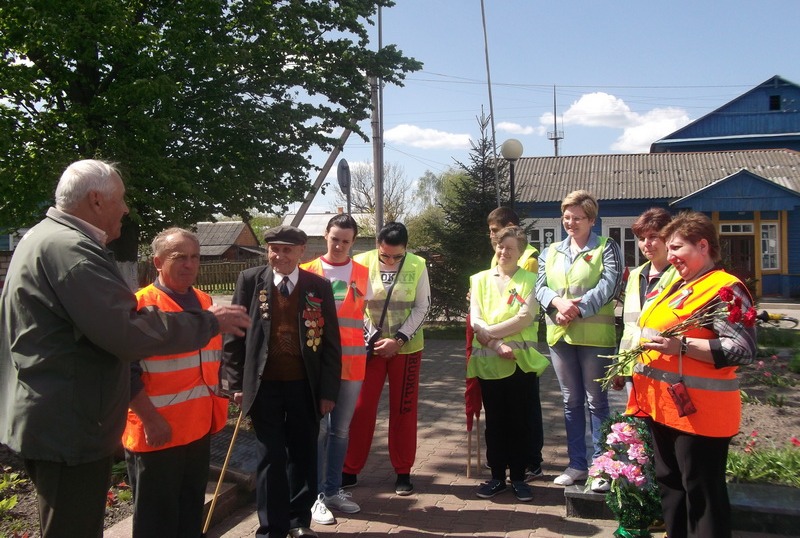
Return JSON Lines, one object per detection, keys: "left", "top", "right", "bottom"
{"left": 464, "top": 317, "right": 482, "bottom": 477}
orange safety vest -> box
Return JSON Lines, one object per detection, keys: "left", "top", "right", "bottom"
{"left": 300, "top": 258, "right": 369, "bottom": 381}
{"left": 122, "top": 285, "right": 227, "bottom": 452}
{"left": 625, "top": 270, "right": 748, "bottom": 437}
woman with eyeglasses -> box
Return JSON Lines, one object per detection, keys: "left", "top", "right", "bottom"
{"left": 342, "top": 222, "right": 431, "bottom": 496}
{"left": 535, "top": 190, "right": 623, "bottom": 489}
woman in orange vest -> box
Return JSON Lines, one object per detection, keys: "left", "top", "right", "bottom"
{"left": 627, "top": 211, "right": 756, "bottom": 538}
{"left": 300, "top": 214, "right": 371, "bottom": 526}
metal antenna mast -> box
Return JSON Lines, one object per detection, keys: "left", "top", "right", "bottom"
{"left": 547, "top": 85, "right": 564, "bottom": 157}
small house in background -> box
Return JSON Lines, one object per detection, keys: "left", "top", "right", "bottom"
{"left": 282, "top": 209, "right": 376, "bottom": 262}
{"left": 195, "top": 221, "right": 263, "bottom": 261}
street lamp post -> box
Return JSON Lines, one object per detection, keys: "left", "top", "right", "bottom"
{"left": 500, "top": 138, "right": 523, "bottom": 209}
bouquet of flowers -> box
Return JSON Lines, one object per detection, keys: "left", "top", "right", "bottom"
{"left": 600, "top": 285, "right": 757, "bottom": 390}
{"left": 589, "top": 414, "right": 662, "bottom": 537}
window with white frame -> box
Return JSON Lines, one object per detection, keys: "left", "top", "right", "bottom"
{"left": 760, "top": 223, "right": 779, "bottom": 270}
{"left": 720, "top": 223, "right": 754, "bottom": 234}
{"left": 603, "top": 217, "right": 640, "bottom": 268}
{"left": 523, "top": 218, "right": 560, "bottom": 253}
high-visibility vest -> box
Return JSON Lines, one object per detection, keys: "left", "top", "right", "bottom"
{"left": 491, "top": 244, "right": 539, "bottom": 274}
{"left": 626, "top": 270, "right": 749, "bottom": 437}
{"left": 354, "top": 250, "right": 426, "bottom": 354}
{"left": 300, "top": 258, "right": 369, "bottom": 381}
{"left": 467, "top": 268, "right": 549, "bottom": 379}
{"left": 122, "top": 285, "right": 227, "bottom": 452}
{"left": 618, "top": 264, "right": 681, "bottom": 375}
{"left": 543, "top": 237, "right": 616, "bottom": 347}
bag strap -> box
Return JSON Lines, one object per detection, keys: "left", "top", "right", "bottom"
{"left": 374, "top": 253, "right": 406, "bottom": 334}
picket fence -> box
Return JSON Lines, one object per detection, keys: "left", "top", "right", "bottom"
{"left": 137, "top": 258, "right": 262, "bottom": 294}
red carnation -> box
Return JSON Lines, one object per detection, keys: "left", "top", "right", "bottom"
{"left": 718, "top": 286, "right": 734, "bottom": 302}
{"left": 743, "top": 308, "right": 758, "bottom": 328}
{"left": 727, "top": 305, "right": 743, "bottom": 323}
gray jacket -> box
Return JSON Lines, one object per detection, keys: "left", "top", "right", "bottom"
{"left": 0, "top": 210, "right": 220, "bottom": 464}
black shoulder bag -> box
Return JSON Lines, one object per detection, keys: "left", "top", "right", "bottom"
{"left": 365, "top": 254, "right": 406, "bottom": 360}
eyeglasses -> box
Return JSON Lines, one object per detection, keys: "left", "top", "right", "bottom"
{"left": 378, "top": 251, "right": 405, "bottom": 262}
{"left": 562, "top": 216, "right": 588, "bottom": 224}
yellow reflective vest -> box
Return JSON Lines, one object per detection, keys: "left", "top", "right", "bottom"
{"left": 468, "top": 268, "right": 549, "bottom": 379}
{"left": 543, "top": 237, "right": 616, "bottom": 347}
{"left": 354, "top": 250, "right": 426, "bottom": 354}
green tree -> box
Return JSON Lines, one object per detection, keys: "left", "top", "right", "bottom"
{"left": 0, "top": 1, "right": 421, "bottom": 249}
{"left": 417, "top": 112, "right": 509, "bottom": 320}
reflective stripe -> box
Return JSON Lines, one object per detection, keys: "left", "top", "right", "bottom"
{"left": 471, "top": 338, "right": 539, "bottom": 358}
{"left": 388, "top": 300, "right": 416, "bottom": 310}
{"left": 338, "top": 317, "right": 365, "bottom": 329}
{"left": 140, "top": 350, "right": 221, "bottom": 374}
{"left": 342, "top": 344, "right": 366, "bottom": 356}
{"left": 634, "top": 363, "right": 739, "bottom": 392}
{"left": 623, "top": 311, "right": 640, "bottom": 322}
{"left": 149, "top": 384, "right": 215, "bottom": 408}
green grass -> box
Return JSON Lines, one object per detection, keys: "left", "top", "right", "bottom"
{"left": 757, "top": 326, "right": 800, "bottom": 348}
{"left": 727, "top": 445, "right": 800, "bottom": 487}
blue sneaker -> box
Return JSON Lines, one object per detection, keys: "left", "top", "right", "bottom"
{"left": 476, "top": 479, "right": 507, "bottom": 498}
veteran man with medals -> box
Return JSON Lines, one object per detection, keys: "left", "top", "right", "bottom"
{"left": 222, "top": 225, "right": 341, "bottom": 538}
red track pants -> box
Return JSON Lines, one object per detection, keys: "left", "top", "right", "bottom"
{"left": 343, "top": 350, "right": 422, "bottom": 475}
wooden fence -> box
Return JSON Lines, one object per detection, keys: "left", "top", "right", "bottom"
{"left": 137, "top": 258, "right": 263, "bottom": 294}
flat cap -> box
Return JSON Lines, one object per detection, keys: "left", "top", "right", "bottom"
{"left": 263, "top": 225, "right": 307, "bottom": 245}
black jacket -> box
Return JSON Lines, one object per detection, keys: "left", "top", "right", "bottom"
{"left": 221, "top": 265, "right": 341, "bottom": 419}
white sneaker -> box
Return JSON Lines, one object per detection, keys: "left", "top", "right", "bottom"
{"left": 553, "top": 467, "right": 588, "bottom": 486}
{"left": 591, "top": 477, "right": 611, "bottom": 492}
{"left": 311, "top": 493, "right": 335, "bottom": 525}
{"left": 323, "top": 488, "right": 361, "bottom": 514}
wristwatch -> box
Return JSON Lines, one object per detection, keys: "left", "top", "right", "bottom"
{"left": 680, "top": 336, "right": 688, "bottom": 355}
{"left": 395, "top": 336, "right": 406, "bottom": 348}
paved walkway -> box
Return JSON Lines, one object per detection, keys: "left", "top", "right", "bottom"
{"left": 203, "top": 339, "right": 774, "bottom": 538}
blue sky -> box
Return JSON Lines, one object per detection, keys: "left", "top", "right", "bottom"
{"left": 300, "top": 0, "right": 800, "bottom": 213}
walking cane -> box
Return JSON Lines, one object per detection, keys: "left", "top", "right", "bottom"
{"left": 202, "top": 408, "right": 244, "bottom": 536}
{"left": 467, "top": 423, "right": 473, "bottom": 478}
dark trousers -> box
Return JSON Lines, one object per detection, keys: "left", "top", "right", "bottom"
{"left": 125, "top": 434, "right": 211, "bottom": 538}
{"left": 250, "top": 380, "right": 318, "bottom": 538}
{"left": 479, "top": 367, "right": 537, "bottom": 482}
{"left": 527, "top": 375, "right": 544, "bottom": 469}
{"left": 24, "top": 455, "right": 112, "bottom": 538}
{"left": 650, "top": 421, "right": 732, "bottom": 538}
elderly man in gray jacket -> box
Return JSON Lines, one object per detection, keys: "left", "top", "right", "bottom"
{"left": 0, "top": 159, "right": 251, "bottom": 538}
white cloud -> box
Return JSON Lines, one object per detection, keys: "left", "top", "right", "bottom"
{"left": 384, "top": 124, "right": 471, "bottom": 149}
{"left": 497, "top": 121, "right": 535, "bottom": 135}
{"left": 539, "top": 92, "right": 692, "bottom": 153}
{"left": 611, "top": 107, "right": 691, "bottom": 152}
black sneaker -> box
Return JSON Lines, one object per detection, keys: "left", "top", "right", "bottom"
{"left": 476, "top": 479, "right": 507, "bottom": 498}
{"left": 511, "top": 481, "right": 534, "bottom": 502}
{"left": 394, "top": 473, "right": 414, "bottom": 496}
{"left": 524, "top": 465, "right": 543, "bottom": 483}
{"left": 341, "top": 472, "right": 358, "bottom": 489}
